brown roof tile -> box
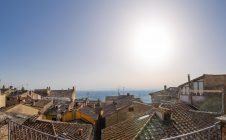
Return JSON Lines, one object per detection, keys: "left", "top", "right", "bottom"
{"left": 102, "top": 102, "right": 218, "bottom": 140}
{"left": 23, "top": 119, "right": 93, "bottom": 140}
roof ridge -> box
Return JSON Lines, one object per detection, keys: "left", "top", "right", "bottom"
{"left": 133, "top": 113, "right": 156, "bottom": 139}
{"left": 51, "top": 122, "right": 57, "bottom": 137}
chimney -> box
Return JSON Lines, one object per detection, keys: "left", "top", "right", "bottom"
{"left": 71, "top": 86, "right": 76, "bottom": 102}
{"left": 21, "top": 86, "right": 25, "bottom": 91}
{"left": 85, "top": 98, "right": 89, "bottom": 106}
{"left": 187, "top": 74, "right": 192, "bottom": 104}
{"left": 32, "top": 100, "right": 36, "bottom": 106}
{"left": 56, "top": 112, "right": 62, "bottom": 121}
{"left": 164, "top": 85, "right": 167, "bottom": 91}
{"left": 78, "top": 129, "right": 83, "bottom": 136}
{"left": 93, "top": 104, "right": 96, "bottom": 109}
{"left": 97, "top": 99, "right": 101, "bottom": 107}
{"left": 113, "top": 100, "right": 117, "bottom": 105}
{"left": 47, "top": 86, "right": 51, "bottom": 96}
{"left": 2, "top": 85, "right": 5, "bottom": 90}
{"left": 155, "top": 107, "right": 171, "bottom": 124}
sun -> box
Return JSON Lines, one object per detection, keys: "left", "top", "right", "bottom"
{"left": 130, "top": 21, "right": 174, "bottom": 66}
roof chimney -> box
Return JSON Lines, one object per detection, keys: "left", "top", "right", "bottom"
{"left": 155, "top": 107, "right": 171, "bottom": 124}
{"left": 32, "top": 100, "right": 36, "bottom": 106}
{"left": 187, "top": 74, "right": 193, "bottom": 104}
{"left": 47, "top": 86, "right": 51, "bottom": 96}
{"left": 188, "top": 74, "right": 191, "bottom": 88}
{"left": 21, "top": 86, "right": 25, "bottom": 91}
{"left": 97, "top": 98, "right": 101, "bottom": 107}
{"left": 71, "top": 86, "right": 76, "bottom": 102}
{"left": 164, "top": 85, "right": 167, "bottom": 91}
{"left": 2, "top": 85, "right": 5, "bottom": 90}
{"left": 78, "top": 129, "right": 83, "bottom": 136}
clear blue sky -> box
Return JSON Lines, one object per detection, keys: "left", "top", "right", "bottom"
{"left": 0, "top": 0, "right": 226, "bottom": 90}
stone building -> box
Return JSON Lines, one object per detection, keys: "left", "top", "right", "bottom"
{"left": 42, "top": 86, "right": 76, "bottom": 102}
{"left": 102, "top": 94, "right": 152, "bottom": 127}
{"left": 0, "top": 91, "right": 6, "bottom": 108}
{"left": 102, "top": 102, "right": 220, "bottom": 140}
{"left": 43, "top": 98, "right": 101, "bottom": 125}
{"left": 149, "top": 86, "right": 179, "bottom": 103}
{"left": 0, "top": 85, "right": 15, "bottom": 108}
{"left": 179, "top": 74, "right": 226, "bottom": 113}
{"left": 33, "top": 87, "right": 51, "bottom": 99}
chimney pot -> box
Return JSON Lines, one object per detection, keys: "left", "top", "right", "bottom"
{"left": 78, "top": 129, "right": 83, "bottom": 136}
{"left": 156, "top": 107, "right": 171, "bottom": 124}
{"left": 164, "top": 85, "right": 167, "bottom": 91}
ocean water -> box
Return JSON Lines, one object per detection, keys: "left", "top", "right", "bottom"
{"left": 77, "top": 90, "right": 152, "bottom": 103}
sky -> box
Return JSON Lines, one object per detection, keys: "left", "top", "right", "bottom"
{"left": 0, "top": 0, "right": 226, "bottom": 90}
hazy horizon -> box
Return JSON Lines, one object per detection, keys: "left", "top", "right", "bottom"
{"left": 1, "top": 1, "right": 226, "bottom": 90}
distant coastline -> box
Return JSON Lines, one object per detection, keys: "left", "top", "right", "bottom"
{"left": 77, "top": 90, "right": 153, "bottom": 103}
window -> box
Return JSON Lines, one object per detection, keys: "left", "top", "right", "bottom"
{"left": 193, "top": 81, "right": 204, "bottom": 95}
{"left": 193, "top": 82, "right": 198, "bottom": 90}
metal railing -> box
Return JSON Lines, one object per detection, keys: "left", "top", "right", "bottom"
{"left": 8, "top": 121, "right": 66, "bottom": 140}
{"left": 161, "top": 122, "right": 221, "bottom": 140}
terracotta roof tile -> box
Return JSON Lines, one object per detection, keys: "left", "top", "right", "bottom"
{"left": 23, "top": 119, "right": 93, "bottom": 140}
{"left": 102, "top": 102, "right": 218, "bottom": 140}
{"left": 78, "top": 107, "right": 99, "bottom": 120}
{"left": 102, "top": 111, "right": 155, "bottom": 140}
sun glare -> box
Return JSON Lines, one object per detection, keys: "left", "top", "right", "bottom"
{"left": 131, "top": 21, "right": 174, "bottom": 66}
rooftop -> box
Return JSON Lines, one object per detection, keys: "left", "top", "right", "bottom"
{"left": 102, "top": 102, "right": 219, "bottom": 140}
{"left": 102, "top": 94, "right": 137, "bottom": 117}
{"left": 32, "top": 100, "right": 52, "bottom": 108}
{"left": 22, "top": 119, "right": 93, "bottom": 140}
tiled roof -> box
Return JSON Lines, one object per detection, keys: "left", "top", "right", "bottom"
{"left": 136, "top": 103, "right": 218, "bottom": 139}
{"left": 34, "top": 89, "right": 49, "bottom": 97}
{"left": 102, "top": 110, "right": 156, "bottom": 140}
{"left": 23, "top": 119, "right": 93, "bottom": 140}
{"left": 103, "top": 95, "right": 135, "bottom": 117}
{"left": 44, "top": 101, "right": 70, "bottom": 116}
{"left": 32, "top": 100, "right": 52, "bottom": 108}
{"left": 9, "top": 90, "right": 28, "bottom": 97}
{"left": 78, "top": 107, "right": 99, "bottom": 120}
{"left": 48, "top": 90, "right": 73, "bottom": 98}
{"left": 102, "top": 102, "right": 218, "bottom": 140}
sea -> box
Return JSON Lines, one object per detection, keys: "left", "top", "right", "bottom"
{"left": 77, "top": 90, "right": 152, "bottom": 103}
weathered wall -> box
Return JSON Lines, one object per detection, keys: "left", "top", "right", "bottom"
{"left": 30, "top": 93, "right": 41, "bottom": 100}
{"left": 127, "top": 102, "right": 152, "bottom": 118}
{"left": 76, "top": 111, "right": 96, "bottom": 125}
{"left": 204, "top": 75, "right": 226, "bottom": 90}
{"left": 62, "top": 111, "right": 74, "bottom": 122}
{"left": 105, "top": 102, "right": 152, "bottom": 127}
{"left": 0, "top": 94, "right": 6, "bottom": 108}
{"left": 105, "top": 112, "right": 118, "bottom": 127}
